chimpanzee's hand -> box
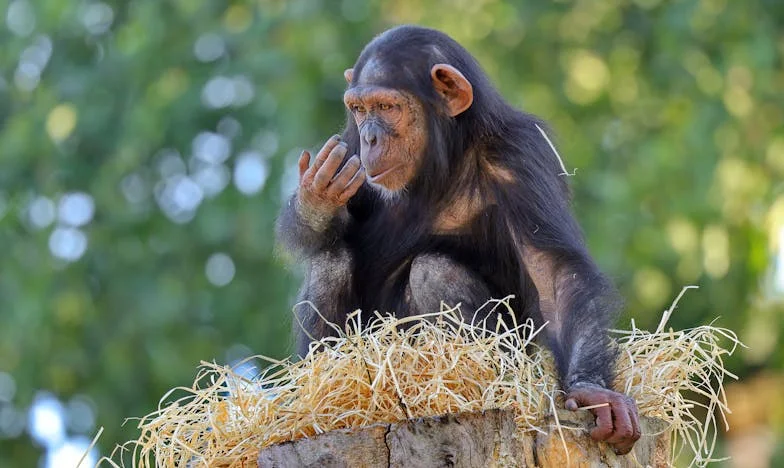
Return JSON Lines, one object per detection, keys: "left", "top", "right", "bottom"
{"left": 296, "top": 135, "right": 365, "bottom": 230}
{"left": 565, "top": 382, "right": 641, "bottom": 455}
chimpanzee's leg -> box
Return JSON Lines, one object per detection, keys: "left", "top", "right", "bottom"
{"left": 293, "top": 248, "right": 355, "bottom": 357}
{"left": 407, "top": 253, "right": 494, "bottom": 325}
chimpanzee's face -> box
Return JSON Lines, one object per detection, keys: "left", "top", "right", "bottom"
{"left": 342, "top": 56, "right": 473, "bottom": 197}
{"left": 343, "top": 65, "right": 426, "bottom": 194}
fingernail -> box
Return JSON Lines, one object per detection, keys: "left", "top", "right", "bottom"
{"left": 334, "top": 134, "right": 342, "bottom": 141}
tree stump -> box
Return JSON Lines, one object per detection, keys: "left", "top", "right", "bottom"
{"left": 258, "top": 409, "right": 670, "bottom": 467}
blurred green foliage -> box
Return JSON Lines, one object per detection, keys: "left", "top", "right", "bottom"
{"left": 0, "top": 0, "right": 782, "bottom": 465}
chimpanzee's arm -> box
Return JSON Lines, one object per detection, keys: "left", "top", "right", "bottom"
{"left": 276, "top": 135, "right": 362, "bottom": 257}
{"left": 521, "top": 241, "right": 640, "bottom": 451}
{"left": 289, "top": 248, "right": 355, "bottom": 357}
{"left": 277, "top": 193, "right": 355, "bottom": 356}
{"left": 519, "top": 244, "right": 617, "bottom": 389}
{"left": 508, "top": 213, "right": 640, "bottom": 454}
{"left": 499, "top": 121, "right": 640, "bottom": 454}
{"left": 275, "top": 135, "right": 366, "bottom": 356}
{"left": 276, "top": 191, "right": 350, "bottom": 258}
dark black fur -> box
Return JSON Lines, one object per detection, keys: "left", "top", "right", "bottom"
{"left": 277, "top": 25, "right": 620, "bottom": 392}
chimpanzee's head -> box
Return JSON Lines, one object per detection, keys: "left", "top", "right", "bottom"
{"left": 342, "top": 26, "right": 478, "bottom": 197}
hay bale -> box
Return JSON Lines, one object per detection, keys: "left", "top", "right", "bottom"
{"left": 102, "top": 288, "right": 741, "bottom": 468}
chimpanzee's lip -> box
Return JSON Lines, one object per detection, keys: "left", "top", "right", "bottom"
{"left": 367, "top": 165, "right": 400, "bottom": 182}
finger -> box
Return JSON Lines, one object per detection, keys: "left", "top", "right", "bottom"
{"left": 303, "top": 136, "right": 341, "bottom": 185}
{"left": 606, "top": 401, "right": 633, "bottom": 446}
{"left": 611, "top": 406, "right": 641, "bottom": 456}
{"left": 298, "top": 150, "right": 311, "bottom": 179}
{"left": 613, "top": 430, "right": 636, "bottom": 456}
{"left": 565, "top": 387, "right": 593, "bottom": 409}
{"left": 325, "top": 155, "right": 360, "bottom": 198}
{"left": 628, "top": 403, "right": 641, "bottom": 442}
{"left": 313, "top": 143, "right": 348, "bottom": 191}
{"left": 313, "top": 134, "right": 342, "bottom": 172}
{"left": 614, "top": 441, "right": 634, "bottom": 456}
{"left": 589, "top": 405, "right": 613, "bottom": 441}
{"left": 338, "top": 166, "right": 366, "bottom": 202}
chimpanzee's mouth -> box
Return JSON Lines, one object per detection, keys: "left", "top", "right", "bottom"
{"left": 367, "top": 165, "right": 400, "bottom": 183}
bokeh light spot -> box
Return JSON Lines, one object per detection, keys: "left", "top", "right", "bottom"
{"left": 0, "top": 372, "right": 16, "bottom": 402}
{"left": 46, "top": 104, "right": 78, "bottom": 142}
{"left": 666, "top": 217, "right": 699, "bottom": 255}
{"left": 46, "top": 436, "right": 98, "bottom": 468}
{"left": 170, "top": 176, "right": 203, "bottom": 211}
{"left": 15, "top": 61, "right": 41, "bottom": 91}
{"left": 154, "top": 175, "right": 204, "bottom": 224}
{"left": 194, "top": 33, "right": 226, "bottom": 62}
{"left": 6, "top": 0, "right": 35, "bottom": 37}
{"left": 565, "top": 50, "right": 610, "bottom": 104}
{"left": 702, "top": 224, "right": 730, "bottom": 279}
{"left": 193, "top": 132, "right": 231, "bottom": 164}
{"left": 156, "top": 148, "right": 186, "bottom": 178}
{"left": 234, "top": 151, "right": 269, "bottom": 195}
{"left": 21, "top": 34, "right": 52, "bottom": 69}
{"left": 48, "top": 227, "right": 88, "bottom": 262}
{"left": 723, "top": 86, "right": 753, "bottom": 118}
{"left": 66, "top": 395, "right": 96, "bottom": 434}
{"left": 81, "top": 2, "right": 114, "bottom": 35}
{"left": 231, "top": 75, "right": 255, "bottom": 107}
{"left": 766, "top": 137, "right": 784, "bottom": 174}
{"left": 120, "top": 172, "right": 149, "bottom": 204}
{"left": 206, "top": 253, "right": 236, "bottom": 287}
{"left": 767, "top": 197, "right": 784, "bottom": 252}
{"left": 202, "top": 76, "right": 235, "bottom": 109}
{"left": 28, "top": 392, "right": 65, "bottom": 447}
{"left": 28, "top": 195, "right": 56, "bottom": 229}
{"left": 193, "top": 164, "right": 231, "bottom": 198}
{"left": 223, "top": 4, "right": 252, "bottom": 33}
{"left": 633, "top": 267, "right": 672, "bottom": 310}
{"left": 57, "top": 192, "right": 95, "bottom": 227}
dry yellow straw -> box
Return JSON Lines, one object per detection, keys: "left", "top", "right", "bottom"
{"left": 99, "top": 289, "right": 741, "bottom": 468}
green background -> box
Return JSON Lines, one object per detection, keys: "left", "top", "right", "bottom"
{"left": 1, "top": 0, "right": 782, "bottom": 466}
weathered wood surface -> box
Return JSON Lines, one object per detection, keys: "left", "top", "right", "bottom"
{"left": 258, "top": 409, "right": 670, "bottom": 467}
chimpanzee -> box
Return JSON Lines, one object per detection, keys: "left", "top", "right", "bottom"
{"left": 276, "top": 25, "right": 640, "bottom": 454}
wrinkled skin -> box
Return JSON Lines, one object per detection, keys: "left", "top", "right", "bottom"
{"left": 343, "top": 87, "right": 426, "bottom": 194}
{"left": 295, "top": 135, "right": 365, "bottom": 230}
{"left": 566, "top": 382, "right": 641, "bottom": 454}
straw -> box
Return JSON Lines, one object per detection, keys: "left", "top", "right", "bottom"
{"left": 99, "top": 290, "right": 740, "bottom": 468}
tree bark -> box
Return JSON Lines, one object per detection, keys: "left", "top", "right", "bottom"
{"left": 258, "top": 409, "right": 670, "bottom": 467}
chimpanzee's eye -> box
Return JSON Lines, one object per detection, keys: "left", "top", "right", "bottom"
{"left": 378, "top": 103, "right": 392, "bottom": 111}
{"left": 351, "top": 104, "right": 366, "bottom": 114}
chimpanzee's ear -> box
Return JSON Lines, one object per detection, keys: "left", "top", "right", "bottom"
{"left": 430, "top": 64, "right": 473, "bottom": 117}
{"left": 344, "top": 68, "right": 354, "bottom": 84}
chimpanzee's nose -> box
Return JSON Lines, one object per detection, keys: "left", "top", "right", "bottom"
{"left": 363, "top": 127, "right": 379, "bottom": 147}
